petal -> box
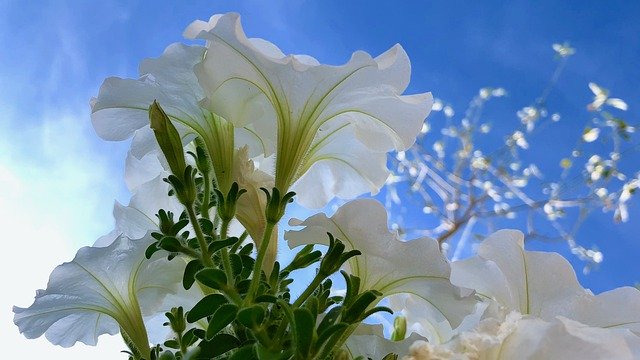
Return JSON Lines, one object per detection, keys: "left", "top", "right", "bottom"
{"left": 124, "top": 150, "right": 165, "bottom": 192}
{"left": 567, "top": 287, "right": 640, "bottom": 334}
{"left": 345, "top": 324, "right": 425, "bottom": 359}
{"left": 452, "top": 229, "right": 589, "bottom": 318}
{"left": 14, "top": 235, "right": 184, "bottom": 348}
{"left": 500, "top": 317, "right": 640, "bottom": 359}
{"left": 607, "top": 98, "right": 628, "bottom": 111}
{"left": 193, "top": 13, "right": 430, "bottom": 150}
{"left": 232, "top": 147, "right": 278, "bottom": 273}
{"left": 292, "top": 122, "right": 389, "bottom": 208}
{"left": 285, "top": 199, "right": 476, "bottom": 329}
{"left": 190, "top": 13, "right": 430, "bottom": 197}
{"left": 91, "top": 43, "right": 206, "bottom": 143}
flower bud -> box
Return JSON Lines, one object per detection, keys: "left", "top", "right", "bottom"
{"left": 149, "top": 100, "right": 187, "bottom": 177}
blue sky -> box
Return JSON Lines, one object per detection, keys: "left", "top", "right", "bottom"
{"left": 1, "top": 0, "right": 639, "bottom": 357}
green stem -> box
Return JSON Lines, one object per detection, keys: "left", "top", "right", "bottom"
{"left": 293, "top": 272, "right": 326, "bottom": 308}
{"left": 245, "top": 222, "right": 276, "bottom": 305}
{"left": 230, "top": 231, "right": 248, "bottom": 253}
{"left": 200, "top": 171, "right": 211, "bottom": 220}
{"left": 187, "top": 205, "right": 214, "bottom": 267}
{"left": 272, "top": 272, "right": 326, "bottom": 349}
{"left": 253, "top": 326, "right": 275, "bottom": 349}
{"left": 219, "top": 218, "right": 235, "bottom": 286}
{"left": 314, "top": 323, "right": 360, "bottom": 360}
{"left": 315, "top": 323, "right": 357, "bottom": 360}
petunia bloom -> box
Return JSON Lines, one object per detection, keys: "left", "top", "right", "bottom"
{"left": 232, "top": 146, "right": 278, "bottom": 273}
{"left": 401, "top": 229, "right": 640, "bottom": 359}
{"left": 185, "top": 13, "right": 433, "bottom": 208}
{"left": 13, "top": 235, "right": 185, "bottom": 356}
{"left": 285, "top": 199, "right": 476, "bottom": 330}
{"left": 91, "top": 42, "right": 272, "bottom": 194}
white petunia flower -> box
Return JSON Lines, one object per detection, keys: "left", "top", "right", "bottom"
{"left": 232, "top": 146, "right": 278, "bottom": 273}
{"left": 285, "top": 199, "right": 477, "bottom": 333}
{"left": 185, "top": 13, "right": 432, "bottom": 208}
{"left": 91, "top": 42, "right": 273, "bottom": 194}
{"left": 13, "top": 235, "right": 186, "bottom": 357}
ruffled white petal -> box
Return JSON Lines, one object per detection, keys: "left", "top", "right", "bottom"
{"left": 451, "top": 229, "right": 589, "bottom": 318}
{"left": 286, "top": 199, "right": 476, "bottom": 329}
{"left": 189, "top": 13, "right": 430, "bottom": 205}
{"left": 13, "top": 235, "right": 185, "bottom": 349}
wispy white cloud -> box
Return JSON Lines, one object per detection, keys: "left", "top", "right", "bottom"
{"left": 0, "top": 106, "right": 128, "bottom": 356}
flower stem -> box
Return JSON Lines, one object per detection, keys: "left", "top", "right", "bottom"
{"left": 219, "top": 218, "right": 234, "bottom": 286}
{"left": 293, "top": 272, "right": 325, "bottom": 308}
{"left": 245, "top": 221, "right": 276, "bottom": 304}
{"left": 200, "top": 171, "right": 211, "bottom": 220}
{"left": 187, "top": 205, "right": 214, "bottom": 268}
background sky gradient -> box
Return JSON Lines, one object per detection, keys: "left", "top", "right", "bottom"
{"left": 1, "top": 0, "right": 639, "bottom": 357}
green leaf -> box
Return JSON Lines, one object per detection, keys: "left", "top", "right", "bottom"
{"left": 163, "top": 339, "right": 180, "bottom": 349}
{"left": 208, "top": 237, "right": 239, "bottom": 254}
{"left": 236, "top": 305, "right": 266, "bottom": 328}
{"left": 256, "top": 343, "right": 288, "bottom": 360}
{"left": 159, "top": 236, "right": 183, "bottom": 252}
{"left": 158, "top": 350, "right": 177, "bottom": 360}
{"left": 255, "top": 295, "right": 278, "bottom": 304}
{"left": 145, "top": 243, "right": 160, "bottom": 259}
{"left": 230, "top": 253, "right": 243, "bottom": 277}
{"left": 198, "top": 333, "right": 239, "bottom": 358}
{"left": 198, "top": 218, "right": 214, "bottom": 235}
{"left": 293, "top": 308, "right": 315, "bottom": 358}
{"left": 186, "top": 294, "right": 228, "bottom": 323}
{"left": 195, "top": 268, "right": 228, "bottom": 290}
{"left": 205, "top": 303, "right": 238, "bottom": 340}
{"left": 317, "top": 306, "right": 342, "bottom": 335}
{"left": 316, "top": 322, "right": 348, "bottom": 350}
{"left": 183, "top": 260, "right": 204, "bottom": 290}
{"left": 229, "top": 345, "right": 257, "bottom": 360}
{"left": 343, "top": 291, "right": 380, "bottom": 323}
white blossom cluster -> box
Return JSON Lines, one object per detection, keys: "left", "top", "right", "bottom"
{"left": 385, "top": 43, "right": 637, "bottom": 271}
{"left": 12, "top": 14, "right": 640, "bottom": 360}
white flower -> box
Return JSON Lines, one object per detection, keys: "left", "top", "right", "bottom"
{"left": 587, "top": 82, "right": 628, "bottom": 111}
{"left": 185, "top": 13, "right": 432, "bottom": 208}
{"left": 450, "top": 230, "right": 640, "bottom": 332}
{"left": 553, "top": 43, "right": 576, "bottom": 58}
{"left": 91, "top": 42, "right": 273, "bottom": 193}
{"left": 582, "top": 127, "right": 600, "bottom": 142}
{"left": 517, "top": 106, "right": 540, "bottom": 132}
{"left": 404, "top": 312, "right": 640, "bottom": 360}
{"left": 232, "top": 146, "right": 278, "bottom": 273}
{"left": 285, "top": 199, "right": 476, "bottom": 332}
{"left": 345, "top": 324, "right": 425, "bottom": 359}
{"left": 13, "top": 235, "right": 186, "bottom": 356}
